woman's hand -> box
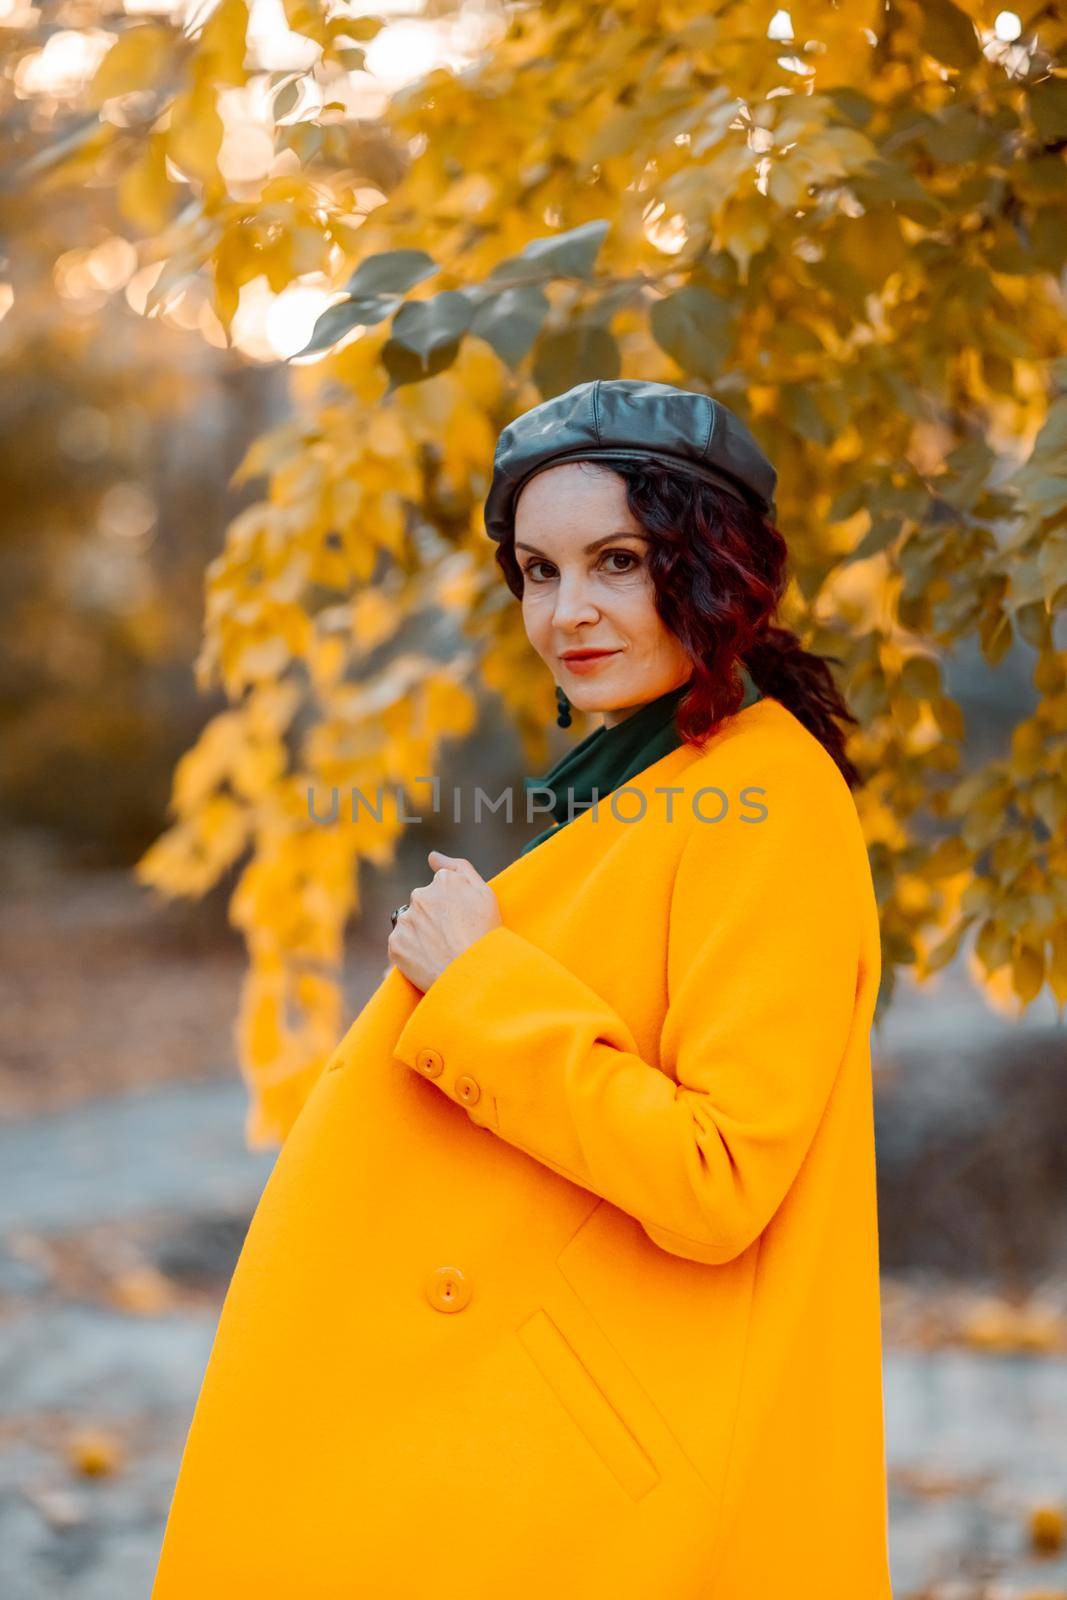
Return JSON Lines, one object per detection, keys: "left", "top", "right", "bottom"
{"left": 387, "top": 850, "right": 502, "bottom": 993}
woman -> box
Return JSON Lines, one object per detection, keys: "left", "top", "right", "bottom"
{"left": 152, "top": 379, "right": 892, "bottom": 1599}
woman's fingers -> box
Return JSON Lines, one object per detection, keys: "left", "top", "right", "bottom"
{"left": 427, "top": 849, "right": 481, "bottom": 884}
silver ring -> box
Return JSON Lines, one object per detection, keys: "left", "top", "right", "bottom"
{"left": 390, "top": 903, "right": 410, "bottom": 929}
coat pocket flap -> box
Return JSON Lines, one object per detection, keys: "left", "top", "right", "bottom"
{"left": 516, "top": 1308, "right": 660, "bottom": 1501}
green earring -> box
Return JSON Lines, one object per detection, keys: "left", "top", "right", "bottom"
{"left": 555, "top": 684, "right": 572, "bottom": 729}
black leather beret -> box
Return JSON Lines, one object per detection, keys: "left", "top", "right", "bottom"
{"left": 483, "top": 378, "right": 777, "bottom": 541}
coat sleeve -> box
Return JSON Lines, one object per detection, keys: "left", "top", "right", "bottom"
{"left": 391, "top": 759, "right": 866, "bottom": 1266}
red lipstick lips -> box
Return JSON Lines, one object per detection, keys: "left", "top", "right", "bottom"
{"left": 560, "top": 649, "right": 620, "bottom": 674}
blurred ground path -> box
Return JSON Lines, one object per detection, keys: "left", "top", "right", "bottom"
{"left": 887, "top": 1348, "right": 1067, "bottom": 1597}
{"left": 0, "top": 1080, "right": 274, "bottom": 1234}
{"left": 0, "top": 1080, "right": 275, "bottom": 1600}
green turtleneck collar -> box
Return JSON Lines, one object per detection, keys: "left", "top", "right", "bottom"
{"left": 519, "top": 664, "right": 762, "bottom": 857}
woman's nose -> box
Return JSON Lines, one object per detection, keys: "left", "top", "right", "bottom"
{"left": 551, "top": 575, "right": 599, "bottom": 628}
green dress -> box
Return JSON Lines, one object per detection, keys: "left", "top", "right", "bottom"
{"left": 520, "top": 665, "right": 763, "bottom": 857}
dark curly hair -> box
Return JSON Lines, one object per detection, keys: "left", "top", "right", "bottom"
{"left": 493, "top": 458, "right": 862, "bottom": 791}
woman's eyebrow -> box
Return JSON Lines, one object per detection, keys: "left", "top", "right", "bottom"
{"left": 514, "top": 531, "right": 648, "bottom": 556}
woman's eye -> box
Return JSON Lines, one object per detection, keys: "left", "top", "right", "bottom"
{"left": 602, "top": 550, "right": 639, "bottom": 573}
{"left": 523, "top": 560, "right": 554, "bottom": 582}
{"left": 521, "top": 550, "right": 639, "bottom": 582}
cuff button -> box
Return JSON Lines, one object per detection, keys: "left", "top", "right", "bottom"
{"left": 455, "top": 1074, "right": 481, "bottom": 1105}
{"left": 415, "top": 1048, "right": 444, "bottom": 1078}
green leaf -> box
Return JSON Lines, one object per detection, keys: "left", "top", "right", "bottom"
{"left": 294, "top": 285, "right": 431, "bottom": 358}
{"left": 846, "top": 516, "right": 900, "bottom": 563}
{"left": 1010, "top": 551, "right": 1054, "bottom": 610}
{"left": 390, "top": 290, "right": 474, "bottom": 361}
{"left": 382, "top": 337, "right": 461, "bottom": 390}
{"left": 278, "top": 121, "right": 323, "bottom": 163}
{"left": 986, "top": 222, "right": 1029, "bottom": 274}
{"left": 1029, "top": 397, "right": 1067, "bottom": 460}
{"left": 649, "top": 285, "right": 734, "bottom": 381}
{"left": 931, "top": 695, "right": 965, "bottom": 741}
{"left": 850, "top": 159, "right": 940, "bottom": 225}
{"left": 826, "top": 482, "right": 867, "bottom": 524}
{"left": 469, "top": 285, "right": 550, "bottom": 366}
{"left": 919, "top": 0, "right": 979, "bottom": 70}
{"left": 924, "top": 920, "right": 969, "bottom": 975}
{"left": 1023, "top": 476, "right": 1067, "bottom": 511}
{"left": 346, "top": 249, "right": 439, "bottom": 298}
{"left": 979, "top": 605, "right": 1013, "bottom": 666}
{"left": 793, "top": 559, "right": 826, "bottom": 604}
{"left": 1015, "top": 153, "right": 1067, "bottom": 203}
{"left": 937, "top": 436, "right": 995, "bottom": 506}
{"left": 779, "top": 383, "right": 833, "bottom": 447}
{"left": 1029, "top": 76, "right": 1067, "bottom": 144}
{"left": 1031, "top": 208, "right": 1067, "bottom": 273}
{"left": 532, "top": 323, "right": 620, "bottom": 396}
{"left": 1015, "top": 599, "right": 1051, "bottom": 647}
{"left": 273, "top": 78, "right": 301, "bottom": 119}
{"left": 824, "top": 89, "right": 873, "bottom": 128}
{"left": 805, "top": 255, "right": 873, "bottom": 317}
{"left": 901, "top": 655, "right": 941, "bottom": 700}
{"left": 1039, "top": 530, "right": 1067, "bottom": 589}
{"left": 920, "top": 106, "right": 990, "bottom": 164}
{"left": 489, "top": 220, "right": 610, "bottom": 287}
{"left": 292, "top": 299, "right": 367, "bottom": 357}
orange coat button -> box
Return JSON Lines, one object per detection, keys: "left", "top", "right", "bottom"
{"left": 425, "top": 1266, "right": 471, "bottom": 1313}
{"left": 414, "top": 1048, "right": 444, "bottom": 1078}
{"left": 455, "top": 1074, "right": 481, "bottom": 1105}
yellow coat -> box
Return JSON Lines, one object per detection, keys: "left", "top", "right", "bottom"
{"left": 152, "top": 696, "right": 892, "bottom": 1599}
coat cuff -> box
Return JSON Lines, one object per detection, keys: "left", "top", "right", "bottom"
{"left": 391, "top": 923, "right": 618, "bottom": 1155}
{"left": 391, "top": 925, "right": 522, "bottom": 1132}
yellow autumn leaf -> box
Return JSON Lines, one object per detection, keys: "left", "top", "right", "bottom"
{"left": 67, "top": 1428, "right": 124, "bottom": 1479}
{"left": 88, "top": 24, "right": 171, "bottom": 108}
{"left": 1050, "top": 924, "right": 1067, "bottom": 1008}
{"left": 966, "top": 944, "right": 1022, "bottom": 1018}
{"left": 365, "top": 410, "right": 410, "bottom": 458}
{"left": 785, "top": 0, "right": 884, "bottom": 82}
{"left": 372, "top": 494, "right": 407, "bottom": 557}
{"left": 437, "top": 557, "right": 479, "bottom": 613}
{"left": 196, "top": 792, "right": 250, "bottom": 873}
{"left": 167, "top": 80, "right": 224, "bottom": 188}
{"left": 308, "top": 633, "right": 347, "bottom": 689}
{"left": 1029, "top": 1505, "right": 1066, "bottom": 1555}
{"left": 118, "top": 134, "right": 173, "bottom": 234}
{"left": 109, "top": 1265, "right": 174, "bottom": 1316}
{"left": 136, "top": 821, "right": 206, "bottom": 898}
{"left": 424, "top": 674, "right": 477, "bottom": 738}
{"left": 230, "top": 739, "right": 286, "bottom": 801}
{"left": 1012, "top": 939, "right": 1046, "bottom": 1006}
{"left": 198, "top": 0, "right": 249, "bottom": 87}
{"left": 352, "top": 589, "right": 400, "bottom": 652}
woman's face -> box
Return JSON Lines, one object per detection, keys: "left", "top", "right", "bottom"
{"left": 514, "top": 461, "right": 692, "bottom": 729}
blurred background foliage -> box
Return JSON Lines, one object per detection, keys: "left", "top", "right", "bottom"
{"left": 2, "top": 0, "right": 1066, "bottom": 1144}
